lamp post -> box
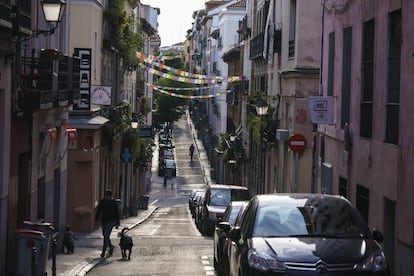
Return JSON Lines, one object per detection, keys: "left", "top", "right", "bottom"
{"left": 255, "top": 100, "right": 268, "bottom": 194}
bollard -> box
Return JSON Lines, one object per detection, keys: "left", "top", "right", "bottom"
{"left": 52, "top": 237, "right": 57, "bottom": 276}
{"left": 31, "top": 247, "right": 37, "bottom": 276}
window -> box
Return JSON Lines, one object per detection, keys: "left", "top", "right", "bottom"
{"left": 360, "top": 19, "right": 375, "bottom": 138}
{"left": 385, "top": 10, "right": 401, "bottom": 145}
{"left": 341, "top": 27, "right": 352, "bottom": 128}
{"left": 356, "top": 185, "right": 369, "bottom": 223}
{"left": 327, "top": 32, "right": 335, "bottom": 96}
{"left": 288, "top": 0, "right": 296, "bottom": 57}
{"left": 339, "top": 176, "right": 348, "bottom": 199}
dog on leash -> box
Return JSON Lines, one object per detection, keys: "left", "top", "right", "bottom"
{"left": 119, "top": 227, "right": 133, "bottom": 260}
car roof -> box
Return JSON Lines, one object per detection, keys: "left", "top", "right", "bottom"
{"left": 208, "top": 184, "right": 249, "bottom": 190}
{"left": 254, "top": 193, "right": 346, "bottom": 201}
{"left": 229, "top": 200, "right": 249, "bottom": 206}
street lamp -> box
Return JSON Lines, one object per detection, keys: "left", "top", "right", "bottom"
{"left": 42, "top": 0, "right": 66, "bottom": 23}
{"left": 14, "top": 0, "right": 66, "bottom": 43}
{"left": 255, "top": 100, "right": 268, "bottom": 116}
{"left": 255, "top": 100, "right": 268, "bottom": 194}
{"left": 131, "top": 121, "right": 138, "bottom": 129}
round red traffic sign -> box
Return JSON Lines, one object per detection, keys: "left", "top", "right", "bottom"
{"left": 288, "top": 133, "right": 307, "bottom": 153}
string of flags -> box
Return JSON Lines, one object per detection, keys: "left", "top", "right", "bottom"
{"left": 139, "top": 63, "right": 243, "bottom": 84}
{"left": 145, "top": 82, "right": 227, "bottom": 91}
{"left": 152, "top": 85, "right": 232, "bottom": 99}
{"left": 135, "top": 52, "right": 243, "bottom": 99}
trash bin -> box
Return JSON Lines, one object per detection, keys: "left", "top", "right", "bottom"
{"left": 15, "top": 229, "right": 46, "bottom": 276}
{"left": 140, "top": 195, "right": 149, "bottom": 210}
{"left": 21, "top": 221, "right": 54, "bottom": 271}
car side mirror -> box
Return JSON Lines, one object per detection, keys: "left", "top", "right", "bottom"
{"left": 229, "top": 226, "right": 241, "bottom": 242}
{"left": 372, "top": 228, "right": 384, "bottom": 243}
{"left": 218, "top": 221, "right": 231, "bottom": 234}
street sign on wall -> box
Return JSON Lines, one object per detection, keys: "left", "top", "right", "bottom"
{"left": 73, "top": 48, "right": 91, "bottom": 110}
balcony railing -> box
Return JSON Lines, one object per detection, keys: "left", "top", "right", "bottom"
{"left": 16, "top": 50, "right": 75, "bottom": 114}
{"left": 249, "top": 32, "right": 264, "bottom": 60}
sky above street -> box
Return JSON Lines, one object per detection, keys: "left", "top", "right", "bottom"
{"left": 141, "top": 0, "right": 206, "bottom": 47}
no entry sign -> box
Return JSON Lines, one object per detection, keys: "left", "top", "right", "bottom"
{"left": 288, "top": 133, "right": 307, "bottom": 153}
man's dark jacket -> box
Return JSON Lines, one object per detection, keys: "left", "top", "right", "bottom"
{"left": 95, "top": 198, "right": 120, "bottom": 225}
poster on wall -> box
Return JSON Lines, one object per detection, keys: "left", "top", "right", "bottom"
{"left": 73, "top": 48, "right": 91, "bottom": 110}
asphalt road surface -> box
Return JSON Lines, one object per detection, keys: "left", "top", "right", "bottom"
{"left": 87, "top": 116, "right": 216, "bottom": 276}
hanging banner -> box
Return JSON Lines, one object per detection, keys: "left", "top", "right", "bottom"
{"left": 308, "top": 96, "right": 334, "bottom": 125}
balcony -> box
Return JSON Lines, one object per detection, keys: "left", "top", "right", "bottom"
{"left": 17, "top": 50, "right": 75, "bottom": 114}
{"left": 249, "top": 32, "right": 264, "bottom": 60}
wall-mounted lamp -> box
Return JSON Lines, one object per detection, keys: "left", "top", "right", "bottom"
{"left": 14, "top": 0, "right": 66, "bottom": 43}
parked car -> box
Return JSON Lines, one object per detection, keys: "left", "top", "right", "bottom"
{"left": 222, "top": 201, "right": 249, "bottom": 276}
{"left": 159, "top": 158, "right": 176, "bottom": 177}
{"left": 194, "top": 194, "right": 206, "bottom": 229}
{"left": 214, "top": 201, "right": 248, "bottom": 276}
{"left": 228, "top": 193, "right": 390, "bottom": 276}
{"left": 199, "top": 184, "right": 253, "bottom": 235}
{"left": 189, "top": 189, "right": 205, "bottom": 217}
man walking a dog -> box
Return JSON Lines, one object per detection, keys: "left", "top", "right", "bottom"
{"left": 95, "top": 189, "right": 120, "bottom": 258}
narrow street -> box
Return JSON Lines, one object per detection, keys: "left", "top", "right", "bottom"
{"left": 87, "top": 114, "right": 217, "bottom": 276}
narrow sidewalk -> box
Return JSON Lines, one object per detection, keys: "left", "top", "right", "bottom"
{"left": 46, "top": 205, "right": 157, "bottom": 276}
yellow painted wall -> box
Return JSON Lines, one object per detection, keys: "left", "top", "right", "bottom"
{"left": 69, "top": 2, "right": 103, "bottom": 86}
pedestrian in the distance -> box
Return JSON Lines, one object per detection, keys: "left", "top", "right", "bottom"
{"left": 189, "top": 143, "right": 195, "bottom": 162}
{"left": 95, "top": 189, "right": 120, "bottom": 258}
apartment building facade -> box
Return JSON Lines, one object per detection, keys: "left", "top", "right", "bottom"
{"left": 317, "top": 1, "right": 414, "bottom": 275}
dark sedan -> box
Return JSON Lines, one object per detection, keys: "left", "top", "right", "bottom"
{"left": 189, "top": 189, "right": 205, "bottom": 217}
{"left": 228, "top": 194, "right": 390, "bottom": 276}
{"left": 214, "top": 201, "right": 248, "bottom": 276}
{"left": 199, "top": 184, "right": 253, "bottom": 235}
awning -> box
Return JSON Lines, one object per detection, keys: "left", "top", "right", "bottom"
{"left": 68, "top": 115, "right": 109, "bottom": 130}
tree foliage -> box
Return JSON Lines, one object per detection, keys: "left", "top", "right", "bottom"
{"left": 104, "top": 0, "right": 143, "bottom": 69}
{"left": 154, "top": 54, "right": 194, "bottom": 123}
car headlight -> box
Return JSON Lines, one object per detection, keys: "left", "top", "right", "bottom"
{"left": 248, "top": 249, "right": 286, "bottom": 272}
{"left": 357, "top": 251, "right": 387, "bottom": 272}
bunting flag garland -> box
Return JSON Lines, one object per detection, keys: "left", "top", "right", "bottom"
{"left": 138, "top": 52, "right": 182, "bottom": 62}
{"left": 145, "top": 82, "right": 226, "bottom": 91}
{"left": 138, "top": 52, "right": 222, "bottom": 81}
{"left": 139, "top": 63, "right": 210, "bottom": 84}
{"left": 152, "top": 85, "right": 232, "bottom": 99}
{"left": 139, "top": 62, "right": 243, "bottom": 84}
{"left": 144, "top": 60, "right": 222, "bottom": 81}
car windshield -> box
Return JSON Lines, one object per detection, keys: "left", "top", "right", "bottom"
{"left": 210, "top": 189, "right": 230, "bottom": 206}
{"left": 253, "top": 197, "right": 367, "bottom": 238}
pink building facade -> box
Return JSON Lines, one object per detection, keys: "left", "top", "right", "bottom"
{"left": 317, "top": 1, "right": 414, "bottom": 275}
